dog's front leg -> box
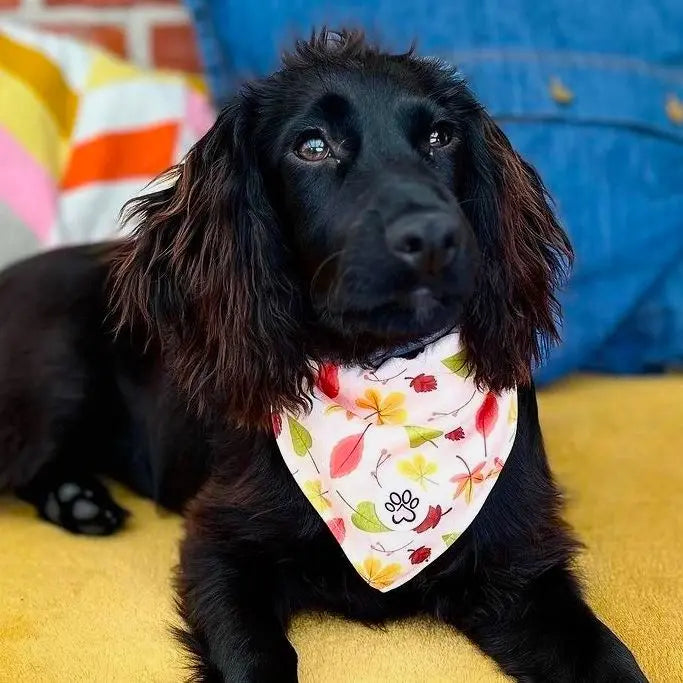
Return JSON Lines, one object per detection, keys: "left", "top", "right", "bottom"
{"left": 438, "top": 563, "right": 647, "bottom": 682}
{"left": 176, "top": 524, "right": 298, "bottom": 683}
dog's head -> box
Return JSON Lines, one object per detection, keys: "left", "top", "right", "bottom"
{"left": 112, "top": 30, "right": 572, "bottom": 426}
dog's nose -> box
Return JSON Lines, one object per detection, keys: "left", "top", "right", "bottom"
{"left": 387, "top": 214, "right": 459, "bottom": 275}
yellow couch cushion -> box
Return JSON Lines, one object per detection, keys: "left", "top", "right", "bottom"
{"left": 1, "top": 376, "right": 681, "bottom": 682}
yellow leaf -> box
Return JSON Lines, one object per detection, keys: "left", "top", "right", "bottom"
{"left": 379, "top": 392, "right": 407, "bottom": 425}
{"left": 442, "top": 532, "right": 460, "bottom": 547}
{"left": 397, "top": 454, "right": 438, "bottom": 489}
{"left": 323, "top": 404, "right": 356, "bottom": 421}
{"left": 463, "top": 478, "right": 474, "bottom": 504}
{"left": 356, "top": 556, "right": 402, "bottom": 590}
{"left": 302, "top": 479, "right": 331, "bottom": 513}
{"left": 508, "top": 397, "right": 518, "bottom": 424}
{"left": 355, "top": 389, "right": 407, "bottom": 425}
{"left": 355, "top": 388, "right": 382, "bottom": 412}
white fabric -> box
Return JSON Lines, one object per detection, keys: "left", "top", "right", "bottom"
{"left": 276, "top": 331, "right": 518, "bottom": 592}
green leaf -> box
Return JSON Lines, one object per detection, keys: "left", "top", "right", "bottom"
{"left": 351, "top": 501, "right": 390, "bottom": 533}
{"left": 441, "top": 350, "right": 470, "bottom": 377}
{"left": 442, "top": 532, "right": 460, "bottom": 548}
{"left": 287, "top": 415, "right": 312, "bottom": 456}
{"left": 404, "top": 425, "right": 443, "bottom": 448}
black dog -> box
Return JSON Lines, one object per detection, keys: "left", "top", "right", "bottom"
{"left": 0, "top": 31, "right": 646, "bottom": 682}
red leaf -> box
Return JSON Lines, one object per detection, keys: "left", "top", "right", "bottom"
{"left": 330, "top": 432, "right": 365, "bottom": 478}
{"left": 327, "top": 517, "right": 346, "bottom": 543}
{"left": 475, "top": 392, "right": 499, "bottom": 438}
{"left": 413, "top": 504, "right": 449, "bottom": 533}
{"left": 409, "top": 373, "right": 437, "bottom": 393}
{"left": 271, "top": 413, "right": 282, "bottom": 438}
{"left": 409, "top": 546, "right": 431, "bottom": 564}
{"left": 317, "top": 363, "right": 340, "bottom": 398}
{"left": 445, "top": 426, "right": 465, "bottom": 441}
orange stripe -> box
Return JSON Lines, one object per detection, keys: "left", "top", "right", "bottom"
{"left": 61, "top": 123, "right": 178, "bottom": 190}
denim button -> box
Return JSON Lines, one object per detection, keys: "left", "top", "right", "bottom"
{"left": 549, "top": 77, "right": 574, "bottom": 105}
{"left": 666, "top": 94, "right": 683, "bottom": 125}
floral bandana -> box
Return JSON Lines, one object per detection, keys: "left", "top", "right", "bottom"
{"left": 274, "top": 331, "right": 518, "bottom": 592}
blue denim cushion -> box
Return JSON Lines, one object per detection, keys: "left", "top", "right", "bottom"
{"left": 184, "top": 0, "right": 683, "bottom": 383}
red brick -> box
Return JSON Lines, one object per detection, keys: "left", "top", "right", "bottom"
{"left": 151, "top": 23, "right": 202, "bottom": 73}
{"left": 40, "top": 23, "right": 127, "bottom": 57}
{"left": 0, "top": 0, "right": 21, "bottom": 7}
{"left": 45, "top": 0, "right": 179, "bottom": 6}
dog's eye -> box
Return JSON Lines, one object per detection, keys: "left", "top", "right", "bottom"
{"left": 429, "top": 123, "right": 454, "bottom": 149}
{"left": 295, "top": 136, "right": 330, "bottom": 162}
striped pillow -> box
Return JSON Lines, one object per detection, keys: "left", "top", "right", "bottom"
{"left": 0, "top": 22, "right": 214, "bottom": 268}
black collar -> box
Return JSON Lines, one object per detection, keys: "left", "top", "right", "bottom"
{"left": 367, "top": 326, "right": 455, "bottom": 370}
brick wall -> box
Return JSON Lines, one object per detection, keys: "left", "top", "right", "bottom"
{"left": 0, "top": 0, "right": 202, "bottom": 72}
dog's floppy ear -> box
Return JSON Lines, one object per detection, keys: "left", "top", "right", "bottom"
{"left": 460, "top": 111, "right": 573, "bottom": 391}
{"left": 110, "top": 100, "right": 313, "bottom": 426}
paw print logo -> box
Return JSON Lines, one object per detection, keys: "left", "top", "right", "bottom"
{"left": 384, "top": 489, "right": 420, "bottom": 524}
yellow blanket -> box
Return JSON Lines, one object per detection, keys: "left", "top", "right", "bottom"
{"left": 1, "top": 376, "right": 681, "bottom": 682}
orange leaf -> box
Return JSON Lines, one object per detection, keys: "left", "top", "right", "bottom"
{"left": 452, "top": 475, "right": 472, "bottom": 502}
{"left": 451, "top": 461, "right": 487, "bottom": 504}
{"left": 470, "top": 461, "right": 486, "bottom": 478}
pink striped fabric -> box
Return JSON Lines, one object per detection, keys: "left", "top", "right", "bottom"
{"left": 0, "top": 127, "right": 58, "bottom": 242}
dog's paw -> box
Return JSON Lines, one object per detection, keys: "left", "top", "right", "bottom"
{"left": 41, "top": 479, "right": 129, "bottom": 535}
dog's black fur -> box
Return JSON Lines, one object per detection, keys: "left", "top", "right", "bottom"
{"left": 0, "top": 31, "right": 646, "bottom": 682}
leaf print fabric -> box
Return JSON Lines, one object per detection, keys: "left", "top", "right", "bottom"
{"left": 475, "top": 392, "right": 499, "bottom": 458}
{"left": 451, "top": 460, "right": 487, "bottom": 504}
{"left": 317, "top": 363, "right": 340, "bottom": 398}
{"left": 355, "top": 388, "right": 407, "bottom": 425}
{"left": 441, "top": 349, "right": 470, "bottom": 377}
{"left": 442, "top": 532, "right": 460, "bottom": 547}
{"left": 330, "top": 431, "right": 367, "bottom": 478}
{"left": 408, "top": 546, "right": 431, "bottom": 564}
{"left": 303, "top": 480, "right": 331, "bottom": 513}
{"left": 275, "top": 331, "right": 517, "bottom": 592}
{"left": 355, "top": 557, "right": 402, "bottom": 590}
{"left": 349, "top": 500, "right": 391, "bottom": 533}
{"left": 508, "top": 398, "right": 518, "bottom": 424}
{"left": 397, "top": 454, "right": 438, "bottom": 489}
{"left": 324, "top": 404, "right": 355, "bottom": 420}
{"left": 271, "top": 413, "right": 282, "bottom": 438}
{"left": 475, "top": 392, "right": 499, "bottom": 437}
{"left": 404, "top": 425, "right": 443, "bottom": 448}
{"left": 445, "top": 426, "right": 465, "bottom": 441}
{"left": 408, "top": 373, "right": 437, "bottom": 392}
{"left": 327, "top": 517, "right": 346, "bottom": 543}
{"left": 487, "top": 457, "right": 505, "bottom": 479}
{"left": 413, "top": 504, "right": 450, "bottom": 533}
{"left": 287, "top": 416, "right": 312, "bottom": 456}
